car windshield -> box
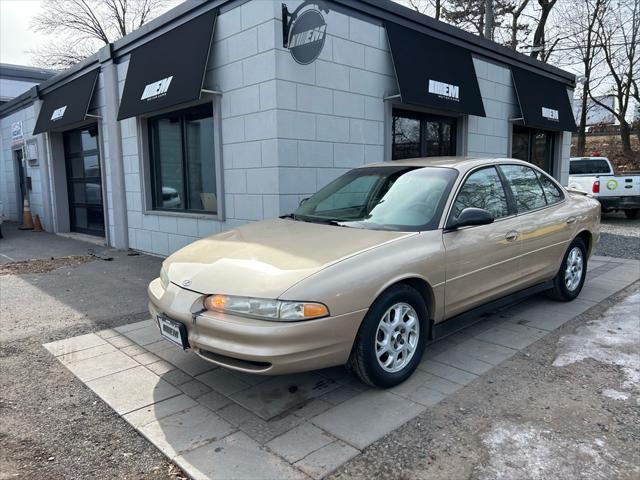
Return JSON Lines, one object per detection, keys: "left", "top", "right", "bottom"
{"left": 293, "top": 166, "right": 458, "bottom": 231}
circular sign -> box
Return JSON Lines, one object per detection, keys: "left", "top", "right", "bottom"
{"left": 606, "top": 179, "right": 618, "bottom": 190}
{"left": 288, "top": 9, "right": 327, "bottom": 65}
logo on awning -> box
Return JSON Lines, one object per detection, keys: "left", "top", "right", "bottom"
{"left": 141, "top": 76, "right": 173, "bottom": 101}
{"left": 541, "top": 107, "right": 559, "bottom": 121}
{"left": 283, "top": 2, "right": 328, "bottom": 65}
{"left": 428, "top": 80, "right": 460, "bottom": 101}
{"left": 50, "top": 106, "right": 67, "bottom": 121}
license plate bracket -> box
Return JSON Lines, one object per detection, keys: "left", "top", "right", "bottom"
{"left": 157, "top": 315, "right": 190, "bottom": 350}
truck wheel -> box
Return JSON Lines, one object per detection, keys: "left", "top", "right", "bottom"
{"left": 546, "top": 238, "right": 587, "bottom": 302}
{"left": 347, "top": 284, "right": 428, "bottom": 388}
{"left": 624, "top": 209, "right": 638, "bottom": 219}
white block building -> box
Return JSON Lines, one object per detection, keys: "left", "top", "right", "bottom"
{"left": 0, "top": 0, "right": 577, "bottom": 256}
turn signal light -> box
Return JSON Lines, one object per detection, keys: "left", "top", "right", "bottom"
{"left": 303, "top": 303, "right": 329, "bottom": 318}
{"left": 592, "top": 180, "right": 600, "bottom": 193}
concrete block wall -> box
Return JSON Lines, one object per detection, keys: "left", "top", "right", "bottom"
{"left": 0, "top": 105, "right": 42, "bottom": 222}
{"left": 118, "top": 1, "right": 284, "bottom": 256}
{"left": 271, "top": 2, "right": 397, "bottom": 213}
{"left": 468, "top": 57, "right": 519, "bottom": 157}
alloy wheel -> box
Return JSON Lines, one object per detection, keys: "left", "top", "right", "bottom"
{"left": 375, "top": 302, "right": 420, "bottom": 373}
{"left": 564, "top": 246, "right": 584, "bottom": 292}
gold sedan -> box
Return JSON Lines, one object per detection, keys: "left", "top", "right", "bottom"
{"left": 148, "top": 157, "right": 600, "bottom": 387}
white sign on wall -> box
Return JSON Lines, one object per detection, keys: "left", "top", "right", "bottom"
{"left": 11, "top": 121, "right": 24, "bottom": 146}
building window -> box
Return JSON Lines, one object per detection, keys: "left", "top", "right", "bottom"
{"left": 392, "top": 109, "right": 456, "bottom": 160}
{"left": 511, "top": 125, "right": 555, "bottom": 174}
{"left": 148, "top": 103, "right": 217, "bottom": 213}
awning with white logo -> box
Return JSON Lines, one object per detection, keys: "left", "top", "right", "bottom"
{"left": 32, "top": 69, "right": 100, "bottom": 135}
{"left": 117, "top": 9, "right": 217, "bottom": 120}
{"left": 384, "top": 22, "right": 485, "bottom": 117}
{"left": 511, "top": 66, "right": 576, "bottom": 132}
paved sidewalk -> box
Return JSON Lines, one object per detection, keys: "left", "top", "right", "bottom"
{"left": 43, "top": 256, "right": 640, "bottom": 479}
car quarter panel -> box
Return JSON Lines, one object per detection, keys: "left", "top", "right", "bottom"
{"left": 279, "top": 230, "right": 447, "bottom": 321}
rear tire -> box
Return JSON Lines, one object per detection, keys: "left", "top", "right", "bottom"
{"left": 624, "top": 209, "right": 639, "bottom": 219}
{"left": 347, "top": 284, "right": 428, "bottom": 388}
{"left": 546, "top": 237, "right": 587, "bottom": 302}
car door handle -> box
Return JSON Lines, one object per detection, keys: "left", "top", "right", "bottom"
{"left": 566, "top": 217, "right": 577, "bottom": 225}
{"left": 505, "top": 231, "right": 519, "bottom": 242}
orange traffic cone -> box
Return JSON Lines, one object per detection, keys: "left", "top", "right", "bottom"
{"left": 19, "top": 198, "right": 34, "bottom": 230}
{"left": 33, "top": 214, "right": 44, "bottom": 232}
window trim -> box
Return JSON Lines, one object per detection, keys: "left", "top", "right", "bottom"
{"left": 391, "top": 108, "right": 458, "bottom": 160}
{"left": 444, "top": 165, "right": 515, "bottom": 229}
{"left": 442, "top": 162, "right": 567, "bottom": 230}
{"left": 137, "top": 95, "right": 224, "bottom": 221}
{"left": 497, "top": 164, "right": 566, "bottom": 216}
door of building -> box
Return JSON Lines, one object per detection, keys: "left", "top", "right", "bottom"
{"left": 63, "top": 126, "right": 105, "bottom": 236}
{"left": 511, "top": 125, "right": 555, "bottom": 174}
{"left": 392, "top": 109, "right": 457, "bottom": 160}
{"left": 15, "top": 148, "right": 25, "bottom": 214}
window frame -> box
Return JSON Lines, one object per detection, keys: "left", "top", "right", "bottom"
{"left": 510, "top": 125, "right": 556, "bottom": 174}
{"left": 497, "top": 163, "right": 567, "bottom": 216}
{"left": 391, "top": 108, "right": 458, "bottom": 160}
{"left": 444, "top": 165, "right": 516, "bottom": 229}
{"left": 138, "top": 96, "right": 224, "bottom": 221}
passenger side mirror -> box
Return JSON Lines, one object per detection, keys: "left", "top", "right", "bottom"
{"left": 449, "top": 207, "right": 494, "bottom": 229}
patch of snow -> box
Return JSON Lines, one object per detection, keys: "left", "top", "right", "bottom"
{"left": 601, "top": 389, "right": 629, "bottom": 401}
{"left": 553, "top": 293, "right": 640, "bottom": 391}
{"left": 476, "top": 421, "right": 626, "bottom": 480}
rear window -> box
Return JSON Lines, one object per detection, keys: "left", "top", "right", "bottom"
{"left": 570, "top": 159, "right": 611, "bottom": 175}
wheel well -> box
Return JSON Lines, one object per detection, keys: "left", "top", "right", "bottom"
{"left": 576, "top": 230, "right": 593, "bottom": 256}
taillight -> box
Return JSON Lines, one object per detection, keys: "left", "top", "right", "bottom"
{"left": 592, "top": 180, "right": 600, "bottom": 193}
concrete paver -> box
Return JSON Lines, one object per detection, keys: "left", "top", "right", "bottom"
{"left": 42, "top": 254, "right": 639, "bottom": 479}
{"left": 294, "top": 440, "right": 360, "bottom": 480}
{"left": 175, "top": 432, "right": 309, "bottom": 480}
{"left": 86, "top": 366, "right": 180, "bottom": 415}
{"left": 267, "top": 422, "right": 335, "bottom": 463}
{"left": 312, "top": 390, "right": 424, "bottom": 449}
{"left": 139, "top": 405, "right": 234, "bottom": 458}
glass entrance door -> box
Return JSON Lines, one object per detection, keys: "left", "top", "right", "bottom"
{"left": 511, "top": 125, "right": 555, "bottom": 174}
{"left": 63, "top": 126, "right": 104, "bottom": 236}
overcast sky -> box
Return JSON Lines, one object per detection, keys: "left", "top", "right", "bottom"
{"left": 0, "top": 0, "right": 51, "bottom": 66}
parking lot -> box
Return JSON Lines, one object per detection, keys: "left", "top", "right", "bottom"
{"left": 1, "top": 220, "right": 639, "bottom": 479}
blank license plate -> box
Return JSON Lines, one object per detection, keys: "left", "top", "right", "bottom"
{"left": 157, "top": 316, "right": 188, "bottom": 349}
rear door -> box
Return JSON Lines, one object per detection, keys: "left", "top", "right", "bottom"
{"left": 498, "top": 164, "right": 574, "bottom": 283}
{"left": 443, "top": 166, "right": 524, "bottom": 318}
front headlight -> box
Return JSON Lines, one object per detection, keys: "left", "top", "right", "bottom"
{"left": 160, "top": 265, "right": 170, "bottom": 289}
{"left": 203, "top": 294, "right": 329, "bottom": 321}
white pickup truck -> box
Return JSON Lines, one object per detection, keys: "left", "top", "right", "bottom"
{"left": 568, "top": 157, "right": 640, "bottom": 219}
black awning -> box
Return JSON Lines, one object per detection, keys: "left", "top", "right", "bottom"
{"left": 384, "top": 22, "right": 485, "bottom": 117}
{"left": 511, "top": 67, "right": 577, "bottom": 132}
{"left": 33, "top": 69, "right": 99, "bottom": 135}
{"left": 117, "top": 9, "right": 217, "bottom": 121}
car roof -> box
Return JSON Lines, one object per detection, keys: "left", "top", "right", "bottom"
{"left": 360, "top": 156, "right": 536, "bottom": 173}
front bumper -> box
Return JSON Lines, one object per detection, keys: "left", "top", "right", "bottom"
{"left": 148, "top": 278, "right": 366, "bottom": 375}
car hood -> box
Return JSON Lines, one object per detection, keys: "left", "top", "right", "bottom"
{"left": 165, "top": 219, "right": 414, "bottom": 298}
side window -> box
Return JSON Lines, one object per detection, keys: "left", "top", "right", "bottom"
{"left": 536, "top": 171, "right": 564, "bottom": 205}
{"left": 452, "top": 167, "right": 509, "bottom": 219}
{"left": 499, "top": 165, "right": 546, "bottom": 212}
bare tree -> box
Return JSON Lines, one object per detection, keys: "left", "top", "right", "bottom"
{"left": 589, "top": 0, "right": 639, "bottom": 156}
{"left": 407, "top": 0, "right": 444, "bottom": 19}
{"left": 30, "top": 0, "right": 169, "bottom": 68}
{"left": 558, "top": 0, "right": 608, "bottom": 155}
{"left": 529, "top": 0, "right": 557, "bottom": 60}
{"left": 500, "top": 0, "right": 531, "bottom": 49}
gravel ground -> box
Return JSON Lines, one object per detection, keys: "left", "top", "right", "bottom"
{"left": 330, "top": 284, "right": 640, "bottom": 480}
{"left": 595, "top": 212, "right": 640, "bottom": 260}
{"left": 0, "top": 239, "right": 179, "bottom": 479}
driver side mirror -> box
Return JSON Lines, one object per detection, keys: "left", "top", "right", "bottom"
{"left": 448, "top": 207, "right": 494, "bottom": 230}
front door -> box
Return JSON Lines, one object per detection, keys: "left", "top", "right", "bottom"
{"left": 443, "top": 166, "right": 523, "bottom": 318}
{"left": 63, "top": 126, "right": 104, "bottom": 236}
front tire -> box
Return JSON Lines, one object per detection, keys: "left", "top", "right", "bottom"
{"left": 348, "top": 284, "right": 428, "bottom": 388}
{"left": 546, "top": 237, "right": 587, "bottom": 301}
